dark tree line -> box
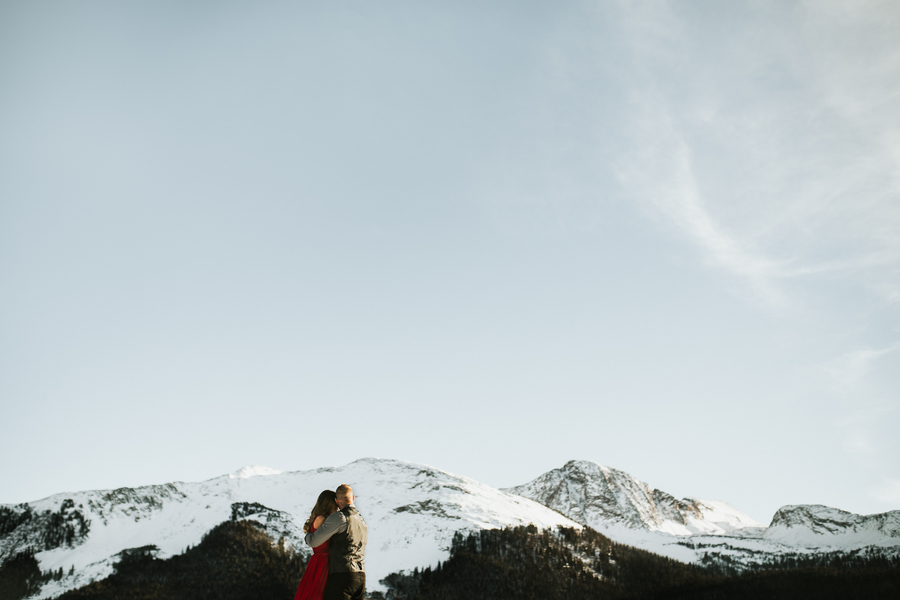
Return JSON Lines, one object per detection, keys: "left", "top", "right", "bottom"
{"left": 0, "top": 499, "right": 90, "bottom": 556}
{"left": 749, "top": 548, "right": 900, "bottom": 572}
{"left": 372, "top": 525, "right": 716, "bottom": 600}
{"left": 656, "top": 566, "right": 900, "bottom": 600}
{"left": 0, "top": 506, "right": 34, "bottom": 537}
{"left": 5, "top": 517, "right": 898, "bottom": 600}
{"left": 0, "top": 550, "right": 42, "bottom": 600}
{"left": 42, "top": 500, "right": 90, "bottom": 550}
{"left": 373, "top": 525, "right": 900, "bottom": 600}
{"left": 0, "top": 549, "right": 73, "bottom": 600}
{"left": 55, "top": 520, "right": 306, "bottom": 600}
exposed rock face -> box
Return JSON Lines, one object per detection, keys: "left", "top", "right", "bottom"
{"left": 5, "top": 457, "right": 899, "bottom": 600}
{"left": 765, "top": 504, "right": 900, "bottom": 546}
{"left": 504, "top": 460, "right": 762, "bottom": 536}
{"left": 0, "top": 458, "right": 578, "bottom": 600}
{"left": 503, "top": 460, "right": 900, "bottom": 571}
{"left": 0, "top": 499, "right": 91, "bottom": 559}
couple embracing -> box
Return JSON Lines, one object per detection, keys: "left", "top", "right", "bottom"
{"left": 293, "top": 484, "right": 368, "bottom": 600}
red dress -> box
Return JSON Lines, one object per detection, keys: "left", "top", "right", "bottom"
{"left": 293, "top": 525, "right": 329, "bottom": 600}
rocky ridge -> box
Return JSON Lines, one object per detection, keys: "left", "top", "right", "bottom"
{"left": 2, "top": 458, "right": 899, "bottom": 599}
{"left": 504, "top": 460, "right": 763, "bottom": 536}
{"left": 505, "top": 460, "right": 900, "bottom": 569}
{"left": 0, "top": 458, "right": 578, "bottom": 599}
{"left": 765, "top": 504, "right": 900, "bottom": 547}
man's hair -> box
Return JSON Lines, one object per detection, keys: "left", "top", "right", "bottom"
{"left": 336, "top": 484, "right": 353, "bottom": 503}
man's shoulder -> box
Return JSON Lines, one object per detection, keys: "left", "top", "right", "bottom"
{"left": 327, "top": 510, "right": 349, "bottom": 523}
{"left": 344, "top": 506, "right": 366, "bottom": 524}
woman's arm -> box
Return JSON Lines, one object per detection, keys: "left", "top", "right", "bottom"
{"left": 313, "top": 515, "right": 325, "bottom": 530}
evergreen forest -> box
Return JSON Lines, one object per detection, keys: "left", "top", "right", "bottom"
{"left": 55, "top": 521, "right": 303, "bottom": 600}
{"left": 373, "top": 525, "right": 900, "bottom": 600}
{"left": 2, "top": 521, "right": 898, "bottom": 600}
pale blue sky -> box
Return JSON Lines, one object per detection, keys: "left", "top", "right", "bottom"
{"left": 2, "top": 0, "right": 898, "bottom": 523}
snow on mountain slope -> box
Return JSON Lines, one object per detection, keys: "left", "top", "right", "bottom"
{"left": 6, "top": 457, "right": 899, "bottom": 599}
{"left": 230, "top": 465, "right": 284, "bottom": 479}
{"left": 504, "top": 460, "right": 900, "bottom": 567}
{"left": 0, "top": 459, "right": 580, "bottom": 599}
{"left": 765, "top": 504, "right": 900, "bottom": 548}
{"left": 504, "top": 460, "right": 763, "bottom": 536}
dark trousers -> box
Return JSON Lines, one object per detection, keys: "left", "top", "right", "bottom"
{"left": 323, "top": 571, "right": 365, "bottom": 600}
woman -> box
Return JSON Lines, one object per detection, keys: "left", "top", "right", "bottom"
{"left": 293, "top": 490, "right": 339, "bottom": 600}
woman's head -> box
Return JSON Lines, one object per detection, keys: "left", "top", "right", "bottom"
{"left": 303, "top": 489, "right": 339, "bottom": 533}
{"left": 313, "top": 489, "right": 339, "bottom": 515}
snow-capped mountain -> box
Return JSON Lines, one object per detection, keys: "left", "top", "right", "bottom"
{"left": 0, "top": 458, "right": 579, "bottom": 599}
{"left": 230, "top": 465, "right": 285, "bottom": 479}
{"left": 504, "top": 460, "right": 763, "bottom": 537}
{"left": 765, "top": 504, "right": 900, "bottom": 548}
{"left": 4, "top": 457, "right": 899, "bottom": 600}
{"left": 505, "top": 460, "right": 900, "bottom": 566}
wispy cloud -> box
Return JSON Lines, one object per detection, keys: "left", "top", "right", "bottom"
{"left": 609, "top": 3, "right": 900, "bottom": 492}
{"left": 826, "top": 342, "right": 900, "bottom": 387}
{"left": 613, "top": 0, "right": 900, "bottom": 308}
{"left": 614, "top": 91, "right": 789, "bottom": 306}
{"left": 610, "top": 5, "right": 791, "bottom": 307}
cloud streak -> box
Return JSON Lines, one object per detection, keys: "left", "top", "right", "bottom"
{"left": 615, "top": 90, "right": 788, "bottom": 306}
{"left": 607, "top": 2, "right": 900, "bottom": 494}
{"left": 613, "top": 0, "right": 900, "bottom": 309}
{"left": 827, "top": 342, "right": 900, "bottom": 387}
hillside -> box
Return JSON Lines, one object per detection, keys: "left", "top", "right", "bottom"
{"left": 0, "top": 459, "right": 577, "bottom": 598}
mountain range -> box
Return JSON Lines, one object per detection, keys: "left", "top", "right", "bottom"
{"left": 2, "top": 458, "right": 898, "bottom": 599}
{"left": 506, "top": 460, "right": 900, "bottom": 568}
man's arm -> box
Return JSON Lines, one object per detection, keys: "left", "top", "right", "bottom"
{"left": 305, "top": 510, "right": 347, "bottom": 548}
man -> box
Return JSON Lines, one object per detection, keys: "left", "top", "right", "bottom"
{"left": 305, "top": 483, "right": 368, "bottom": 600}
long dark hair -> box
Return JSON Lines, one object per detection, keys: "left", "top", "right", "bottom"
{"left": 303, "top": 490, "right": 338, "bottom": 533}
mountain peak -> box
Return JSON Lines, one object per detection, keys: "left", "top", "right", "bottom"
{"left": 2, "top": 458, "right": 579, "bottom": 599}
{"left": 506, "top": 460, "right": 763, "bottom": 536}
{"left": 229, "top": 465, "right": 283, "bottom": 479}
{"left": 764, "top": 503, "right": 900, "bottom": 545}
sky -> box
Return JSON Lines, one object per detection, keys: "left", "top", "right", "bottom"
{"left": 1, "top": 0, "right": 898, "bottom": 524}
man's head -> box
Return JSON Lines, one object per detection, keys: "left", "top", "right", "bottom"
{"left": 335, "top": 484, "right": 354, "bottom": 508}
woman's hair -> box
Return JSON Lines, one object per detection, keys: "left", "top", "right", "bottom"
{"left": 303, "top": 490, "right": 338, "bottom": 533}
